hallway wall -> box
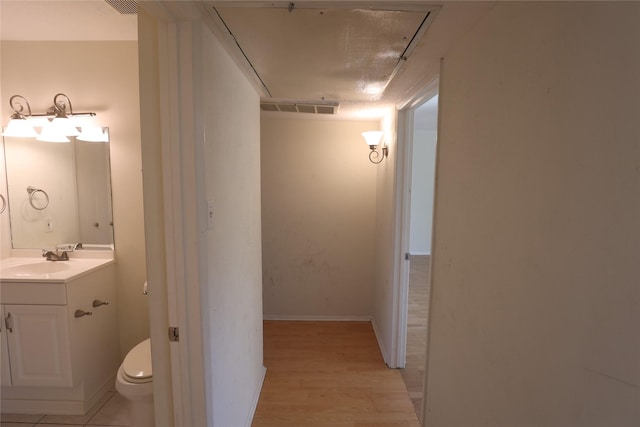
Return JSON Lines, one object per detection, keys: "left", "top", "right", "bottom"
{"left": 202, "top": 24, "right": 265, "bottom": 427}
{"left": 426, "top": 2, "right": 640, "bottom": 426}
{"left": 261, "top": 117, "right": 378, "bottom": 319}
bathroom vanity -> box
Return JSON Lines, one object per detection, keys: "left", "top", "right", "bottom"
{"left": 0, "top": 253, "right": 119, "bottom": 415}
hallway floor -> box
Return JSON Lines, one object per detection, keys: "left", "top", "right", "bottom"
{"left": 0, "top": 390, "right": 130, "bottom": 427}
{"left": 400, "top": 255, "right": 430, "bottom": 420}
{"left": 3, "top": 313, "right": 426, "bottom": 427}
{"left": 253, "top": 320, "right": 420, "bottom": 427}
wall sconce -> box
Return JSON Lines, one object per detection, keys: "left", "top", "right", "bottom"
{"left": 362, "top": 130, "right": 388, "bottom": 164}
{"left": 2, "top": 94, "right": 106, "bottom": 142}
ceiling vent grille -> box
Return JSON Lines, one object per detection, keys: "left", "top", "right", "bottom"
{"left": 260, "top": 101, "right": 339, "bottom": 115}
{"left": 105, "top": 0, "right": 138, "bottom": 15}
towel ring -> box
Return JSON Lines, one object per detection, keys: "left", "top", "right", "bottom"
{"left": 0, "top": 194, "right": 6, "bottom": 214}
{"left": 27, "top": 186, "right": 49, "bottom": 210}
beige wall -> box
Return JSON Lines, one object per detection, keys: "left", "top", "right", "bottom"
{"left": 371, "top": 110, "right": 399, "bottom": 364}
{"left": 425, "top": 2, "right": 640, "bottom": 426}
{"left": 261, "top": 117, "right": 378, "bottom": 319}
{"left": 0, "top": 41, "right": 148, "bottom": 357}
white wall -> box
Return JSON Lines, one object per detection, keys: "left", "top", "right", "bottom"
{"left": 409, "top": 129, "right": 436, "bottom": 255}
{"left": 425, "top": 2, "right": 640, "bottom": 426}
{"left": 261, "top": 117, "right": 378, "bottom": 319}
{"left": 202, "top": 24, "right": 265, "bottom": 427}
{"left": 0, "top": 41, "right": 147, "bottom": 357}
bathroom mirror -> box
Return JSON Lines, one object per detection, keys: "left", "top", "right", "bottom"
{"left": 2, "top": 131, "right": 114, "bottom": 250}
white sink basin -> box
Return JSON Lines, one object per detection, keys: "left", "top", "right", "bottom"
{"left": 2, "top": 261, "right": 71, "bottom": 277}
{"left": 0, "top": 256, "right": 114, "bottom": 282}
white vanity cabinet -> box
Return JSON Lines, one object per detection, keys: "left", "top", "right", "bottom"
{"left": 1, "top": 305, "right": 12, "bottom": 386}
{"left": 0, "top": 258, "right": 119, "bottom": 415}
{"left": 3, "top": 304, "right": 72, "bottom": 387}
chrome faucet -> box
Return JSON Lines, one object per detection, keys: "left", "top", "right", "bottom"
{"left": 56, "top": 243, "right": 83, "bottom": 251}
{"left": 42, "top": 249, "right": 69, "bottom": 262}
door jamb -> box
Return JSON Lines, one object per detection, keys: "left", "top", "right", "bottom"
{"left": 138, "top": 3, "right": 210, "bottom": 426}
{"left": 391, "top": 78, "right": 439, "bottom": 369}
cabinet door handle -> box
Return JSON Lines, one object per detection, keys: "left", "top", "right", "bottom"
{"left": 92, "top": 300, "right": 109, "bottom": 308}
{"left": 5, "top": 312, "right": 13, "bottom": 333}
{"left": 74, "top": 310, "right": 93, "bottom": 318}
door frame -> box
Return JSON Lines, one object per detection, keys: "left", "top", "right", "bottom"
{"left": 391, "top": 77, "right": 439, "bottom": 369}
{"left": 138, "top": 2, "right": 210, "bottom": 426}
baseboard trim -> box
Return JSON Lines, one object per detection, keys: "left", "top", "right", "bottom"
{"left": 263, "top": 315, "right": 373, "bottom": 322}
{"left": 1, "top": 397, "right": 85, "bottom": 415}
{"left": 1, "top": 373, "right": 117, "bottom": 415}
{"left": 371, "top": 318, "right": 390, "bottom": 366}
{"left": 246, "top": 365, "right": 267, "bottom": 427}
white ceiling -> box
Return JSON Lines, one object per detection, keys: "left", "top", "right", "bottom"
{"left": 0, "top": 1, "right": 493, "bottom": 120}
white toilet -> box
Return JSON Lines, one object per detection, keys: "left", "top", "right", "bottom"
{"left": 116, "top": 338, "right": 154, "bottom": 427}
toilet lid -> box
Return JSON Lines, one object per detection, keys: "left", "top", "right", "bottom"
{"left": 122, "top": 338, "right": 152, "bottom": 383}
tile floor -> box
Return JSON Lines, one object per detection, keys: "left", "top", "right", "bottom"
{"left": 0, "top": 390, "right": 130, "bottom": 427}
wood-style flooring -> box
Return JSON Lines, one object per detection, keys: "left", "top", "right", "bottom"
{"left": 399, "top": 255, "right": 430, "bottom": 420}
{"left": 253, "top": 321, "right": 420, "bottom": 427}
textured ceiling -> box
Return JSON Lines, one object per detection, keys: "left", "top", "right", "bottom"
{"left": 214, "top": 5, "right": 432, "bottom": 103}
{"left": 0, "top": 1, "right": 495, "bottom": 119}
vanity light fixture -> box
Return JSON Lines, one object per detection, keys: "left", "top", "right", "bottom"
{"left": 36, "top": 125, "right": 71, "bottom": 143}
{"left": 2, "top": 93, "right": 97, "bottom": 142}
{"left": 2, "top": 96, "right": 39, "bottom": 138}
{"left": 75, "top": 116, "right": 109, "bottom": 142}
{"left": 362, "top": 130, "right": 388, "bottom": 164}
{"left": 77, "top": 126, "right": 108, "bottom": 142}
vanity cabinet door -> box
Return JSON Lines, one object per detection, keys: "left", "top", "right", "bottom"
{"left": 4, "top": 304, "right": 72, "bottom": 387}
{"left": 1, "top": 306, "right": 12, "bottom": 386}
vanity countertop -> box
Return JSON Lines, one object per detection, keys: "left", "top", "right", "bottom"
{"left": 0, "top": 255, "right": 115, "bottom": 283}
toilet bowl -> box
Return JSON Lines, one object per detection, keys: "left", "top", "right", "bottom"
{"left": 116, "top": 338, "right": 154, "bottom": 427}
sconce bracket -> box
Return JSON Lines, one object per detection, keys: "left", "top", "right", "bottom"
{"left": 368, "top": 146, "right": 388, "bottom": 164}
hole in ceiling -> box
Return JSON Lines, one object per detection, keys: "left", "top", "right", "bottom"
{"left": 105, "top": 0, "right": 138, "bottom": 15}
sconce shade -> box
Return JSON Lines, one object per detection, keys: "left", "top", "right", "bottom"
{"left": 362, "top": 130, "right": 388, "bottom": 164}
{"left": 2, "top": 118, "right": 38, "bottom": 137}
{"left": 77, "top": 126, "right": 108, "bottom": 142}
{"left": 362, "top": 130, "right": 384, "bottom": 148}
{"left": 48, "top": 117, "right": 80, "bottom": 137}
{"left": 37, "top": 123, "right": 70, "bottom": 143}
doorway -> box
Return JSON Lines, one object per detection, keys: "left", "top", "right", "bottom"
{"left": 397, "top": 92, "right": 438, "bottom": 420}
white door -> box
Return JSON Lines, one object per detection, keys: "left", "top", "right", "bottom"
{"left": 1, "top": 305, "right": 12, "bottom": 386}
{"left": 4, "top": 304, "right": 73, "bottom": 387}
